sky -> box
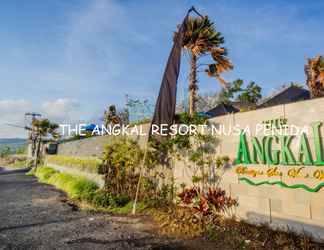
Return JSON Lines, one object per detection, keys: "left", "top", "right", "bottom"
{"left": 0, "top": 0, "right": 323, "bottom": 138}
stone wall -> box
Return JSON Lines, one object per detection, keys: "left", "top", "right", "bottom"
{"left": 56, "top": 98, "right": 324, "bottom": 241}
{"left": 57, "top": 124, "right": 150, "bottom": 157}
{"left": 174, "top": 97, "right": 324, "bottom": 241}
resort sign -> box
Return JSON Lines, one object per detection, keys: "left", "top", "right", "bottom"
{"left": 235, "top": 121, "right": 324, "bottom": 192}
{"left": 235, "top": 121, "right": 324, "bottom": 166}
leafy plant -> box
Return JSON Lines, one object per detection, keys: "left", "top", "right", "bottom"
{"left": 178, "top": 186, "right": 237, "bottom": 216}
{"left": 99, "top": 138, "right": 143, "bottom": 198}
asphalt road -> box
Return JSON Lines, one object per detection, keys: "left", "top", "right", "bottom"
{"left": 0, "top": 167, "right": 186, "bottom": 250}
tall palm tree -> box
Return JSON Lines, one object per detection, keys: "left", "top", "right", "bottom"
{"left": 305, "top": 55, "right": 324, "bottom": 98}
{"left": 177, "top": 16, "right": 233, "bottom": 115}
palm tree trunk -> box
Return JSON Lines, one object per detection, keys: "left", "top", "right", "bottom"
{"left": 189, "top": 54, "right": 198, "bottom": 116}
{"left": 305, "top": 61, "right": 317, "bottom": 98}
{"left": 35, "top": 135, "right": 42, "bottom": 169}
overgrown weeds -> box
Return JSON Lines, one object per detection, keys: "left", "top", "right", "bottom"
{"left": 151, "top": 206, "right": 323, "bottom": 249}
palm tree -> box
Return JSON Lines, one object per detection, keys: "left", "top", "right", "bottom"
{"left": 31, "top": 119, "right": 59, "bottom": 168}
{"left": 177, "top": 16, "right": 233, "bottom": 115}
{"left": 305, "top": 55, "right": 324, "bottom": 98}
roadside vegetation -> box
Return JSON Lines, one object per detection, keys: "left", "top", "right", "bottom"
{"left": 46, "top": 155, "right": 101, "bottom": 174}
{"left": 0, "top": 145, "right": 29, "bottom": 169}
{"left": 30, "top": 166, "right": 146, "bottom": 214}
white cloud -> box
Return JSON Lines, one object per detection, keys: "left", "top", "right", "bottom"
{"left": 0, "top": 99, "right": 32, "bottom": 138}
{"left": 0, "top": 98, "right": 84, "bottom": 138}
{"left": 41, "top": 98, "right": 80, "bottom": 123}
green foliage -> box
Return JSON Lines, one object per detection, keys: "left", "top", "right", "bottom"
{"left": 192, "top": 175, "right": 202, "bottom": 185}
{"left": 46, "top": 155, "right": 101, "bottom": 173}
{"left": 91, "top": 190, "right": 113, "bottom": 207}
{"left": 218, "top": 79, "right": 243, "bottom": 104}
{"left": 33, "top": 166, "right": 99, "bottom": 199}
{"left": 32, "top": 166, "right": 133, "bottom": 211}
{"left": 15, "top": 146, "right": 27, "bottom": 155}
{"left": 147, "top": 112, "right": 229, "bottom": 189}
{"left": 0, "top": 146, "right": 11, "bottom": 157}
{"left": 109, "top": 201, "right": 146, "bottom": 214}
{"left": 236, "top": 81, "right": 262, "bottom": 105}
{"left": 91, "top": 191, "right": 131, "bottom": 208}
{"left": 218, "top": 79, "right": 262, "bottom": 106}
{"left": 35, "top": 166, "right": 57, "bottom": 180}
{"left": 99, "top": 138, "right": 143, "bottom": 197}
{"left": 32, "top": 119, "right": 60, "bottom": 138}
{"left": 7, "top": 159, "right": 27, "bottom": 169}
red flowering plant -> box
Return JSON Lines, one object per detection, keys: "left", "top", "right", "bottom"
{"left": 177, "top": 186, "right": 237, "bottom": 217}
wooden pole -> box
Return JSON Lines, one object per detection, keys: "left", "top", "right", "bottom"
{"left": 132, "top": 143, "right": 148, "bottom": 215}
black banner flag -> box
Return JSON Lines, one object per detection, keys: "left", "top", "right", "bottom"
{"left": 149, "top": 13, "right": 189, "bottom": 138}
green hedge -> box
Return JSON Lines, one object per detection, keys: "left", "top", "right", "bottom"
{"left": 46, "top": 155, "right": 101, "bottom": 173}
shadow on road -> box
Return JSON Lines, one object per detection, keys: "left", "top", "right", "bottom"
{"left": 0, "top": 216, "right": 87, "bottom": 232}
{"left": 0, "top": 167, "right": 30, "bottom": 176}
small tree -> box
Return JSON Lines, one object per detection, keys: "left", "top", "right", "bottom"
{"left": 218, "top": 79, "right": 243, "bottom": 104}
{"left": 236, "top": 81, "right": 262, "bottom": 105}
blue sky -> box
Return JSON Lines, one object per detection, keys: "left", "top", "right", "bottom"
{"left": 0, "top": 0, "right": 324, "bottom": 137}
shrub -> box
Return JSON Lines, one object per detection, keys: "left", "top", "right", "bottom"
{"left": 91, "top": 191, "right": 131, "bottom": 208}
{"left": 99, "top": 138, "right": 143, "bottom": 197}
{"left": 111, "top": 194, "right": 131, "bottom": 207}
{"left": 46, "top": 155, "right": 101, "bottom": 173}
{"left": 92, "top": 190, "right": 112, "bottom": 207}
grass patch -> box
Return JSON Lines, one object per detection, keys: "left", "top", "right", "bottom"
{"left": 7, "top": 159, "right": 28, "bottom": 169}
{"left": 33, "top": 166, "right": 99, "bottom": 199}
{"left": 45, "top": 155, "right": 101, "bottom": 173}
{"left": 0, "top": 155, "right": 29, "bottom": 169}
{"left": 30, "top": 166, "right": 144, "bottom": 213}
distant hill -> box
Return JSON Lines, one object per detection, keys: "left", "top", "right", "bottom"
{"left": 0, "top": 138, "right": 27, "bottom": 152}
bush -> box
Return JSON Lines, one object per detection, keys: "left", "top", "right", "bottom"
{"left": 91, "top": 191, "right": 131, "bottom": 208}
{"left": 111, "top": 194, "right": 131, "bottom": 207}
{"left": 99, "top": 138, "right": 143, "bottom": 197}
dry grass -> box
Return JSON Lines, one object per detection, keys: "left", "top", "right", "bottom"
{"left": 150, "top": 206, "right": 324, "bottom": 250}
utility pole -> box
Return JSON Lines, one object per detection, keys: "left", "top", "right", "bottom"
{"left": 25, "top": 113, "right": 42, "bottom": 167}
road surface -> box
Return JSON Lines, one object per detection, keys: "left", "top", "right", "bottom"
{"left": 0, "top": 167, "right": 186, "bottom": 250}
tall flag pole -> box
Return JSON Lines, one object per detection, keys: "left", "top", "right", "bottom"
{"left": 132, "top": 7, "right": 202, "bottom": 214}
{"left": 148, "top": 9, "right": 190, "bottom": 138}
